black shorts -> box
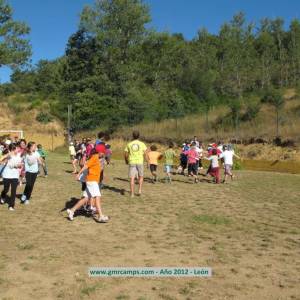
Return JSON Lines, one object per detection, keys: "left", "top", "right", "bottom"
{"left": 150, "top": 164, "right": 157, "bottom": 172}
{"left": 188, "top": 163, "right": 198, "bottom": 175}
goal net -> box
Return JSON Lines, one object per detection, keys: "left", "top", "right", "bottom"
{"left": 0, "top": 130, "right": 24, "bottom": 141}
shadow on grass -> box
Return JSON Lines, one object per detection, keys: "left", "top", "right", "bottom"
{"left": 65, "top": 170, "right": 74, "bottom": 174}
{"left": 61, "top": 197, "right": 92, "bottom": 219}
{"left": 102, "top": 185, "right": 126, "bottom": 195}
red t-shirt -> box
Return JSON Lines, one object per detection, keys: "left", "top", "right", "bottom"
{"left": 208, "top": 148, "right": 222, "bottom": 156}
{"left": 95, "top": 143, "right": 106, "bottom": 154}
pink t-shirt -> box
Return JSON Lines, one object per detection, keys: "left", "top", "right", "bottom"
{"left": 187, "top": 149, "right": 199, "bottom": 164}
{"left": 86, "top": 144, "right": 94, "bottom": 157}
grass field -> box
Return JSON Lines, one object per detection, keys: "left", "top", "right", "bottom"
{"left": 0, "top": 153, "right": 299, "bottom": 300}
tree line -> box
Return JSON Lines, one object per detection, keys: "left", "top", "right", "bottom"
{"left": 1, "top": 0, "right": 300, "bottom": 134}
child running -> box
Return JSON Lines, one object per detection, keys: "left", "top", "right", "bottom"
{"left": 67, "top": 148, "right": 109, "bottom": 223}
{"left": 220, "top": 144, "right": 241, "bottom": 183}
{"left": 69, "top": 142, "right": 78, "bottom": 174}
{"left": 0, "top": 144, "right": 22, "bottom": 210}
{"left": 205, "top": 148, "right": 221, "bottom": 184}
{"left": 37, "top": 144, "right": 48, "bottom": 177}
{"left": 21, "top": 142, "right": 44, "bottom": 204}
{"left": 186, "top": 142, "right": 200, "bottom": 183}
{"left": 147, "top": 145, "right": 162, "bottom": 183}
{"left": 164, "top": 142, "right": 176, "bottom": 183}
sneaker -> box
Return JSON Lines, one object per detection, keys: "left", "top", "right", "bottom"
{"left": 24, "top": 200, "right": 30, "bottom": 205}
{"left": 97, "top": 215, "right": 109, "bottom": 223}
{"left": 21, "top": 195, "right": 27, "bottom": 202}
{"left": 0, "top": 198, "right": 4, "bottom": 204}
{"left": 8, "top": 207, "right": 15, "bottom": 211}
{"left": 67, "top": 209, "right": 74, "bottom": 221}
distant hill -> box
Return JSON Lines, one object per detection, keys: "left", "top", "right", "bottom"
{"left": 113, "top": 89, "right": 300, "bottom": 145}
{"left": 0, "top": 95, "right": 65, "bottom": 150}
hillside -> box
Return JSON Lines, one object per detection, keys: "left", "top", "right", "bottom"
{"left": 114, "top": 89, "right": 300, "bottom": 145}
{"left": 0, "top": 97, "right": 65, "bottom": 150}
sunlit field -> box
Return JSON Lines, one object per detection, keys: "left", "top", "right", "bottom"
{"left": 0, "top": 153, "right": 299, "bottom": 300}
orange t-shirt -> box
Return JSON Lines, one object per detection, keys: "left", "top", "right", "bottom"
{"left": 148, "top": 151, "right": 162, "bottom": 165}
{"left": 86, "top": 154, "right": 101, "bottom": 182}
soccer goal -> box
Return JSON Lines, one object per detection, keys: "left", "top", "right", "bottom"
{"left": 0, "top": 130, "right": 24, "bottom": 140}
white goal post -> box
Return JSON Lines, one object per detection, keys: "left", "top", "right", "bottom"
{"left": 0, "top": 130, "right": 24, "bottom": 139}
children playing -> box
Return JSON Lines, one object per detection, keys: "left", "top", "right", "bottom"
{"left": 67, "top": 148, "right": 109, "bottom": 223}
{"left": 186, "top": 142, "right": 200, "bottom": 183}
{"left": 147, "top": 145, "right": 163, "bottom": 183}
{"left": 205, "top": 148, "right": 221, "bottom": 184}
{"left": 164, "top": 142, "right": 176, "bottom": 183}
{"left": 220, "top": 144, "right": 241, "bottom": 183}
{"left": 37, "top": 144, "right": 48, "bottom": 177}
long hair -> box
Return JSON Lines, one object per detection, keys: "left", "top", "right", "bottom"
{"left": 26, "top": 142, "right": 36, "bottom": 155}
{"left": 88, "top": 148, "right": 98, "bottom": 159}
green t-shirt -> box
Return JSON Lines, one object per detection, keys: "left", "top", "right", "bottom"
{"left": 37, "top": 149, "right": 47, "bottom": 158}
{"left": 164, "top": 149, "right": 176, "bottom": 165}
{"left": 124, "top": 140, "right": 147, "bottom": 165}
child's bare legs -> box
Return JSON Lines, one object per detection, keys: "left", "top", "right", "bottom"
{"left": 72, "top": 159, "right": 78, "bottom": 173}
{"left": 192, "top": 172, "right": 199, "bottom": 183}
{"left": 70, "top": 197, "right": 88, "bottom": 213}
{"left": 151, "top": 170, "right": 157, "bottom": 182}
{"left": 94, "top": 196, "right": 104, "bottom": 218}
{"left": 90, "top": 197, "right": 95, "bottom": 208}
{"left": 167, "top": 172, "right": 171, "bottom": 182}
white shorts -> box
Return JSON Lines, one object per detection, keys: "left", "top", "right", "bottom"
{"left": 83, "top": 181, "right": 101, "bottom": 198}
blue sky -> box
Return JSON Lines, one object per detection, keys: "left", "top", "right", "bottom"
{"left": 1, "top": 0, "right": 299, "bottom": 83}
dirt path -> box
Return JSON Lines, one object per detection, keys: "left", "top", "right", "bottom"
{"left": 0, "top": 154, "right": 299, "bottom": 300}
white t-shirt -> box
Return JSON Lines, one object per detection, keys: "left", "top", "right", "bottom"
{"left": 217, "top": 145, "right": 223, "bottom": 154}
{"left": 24, "top": 152, "right": 40, "bottom": 173}
{"left": 191, "top": 140, "right": 200, "bottom": 148}
{"left": 195, "top": 147, "right": 203, "bottom": 158}
{"left": 221, "top": 150, "right": 235, "bottom": 165}
{"left": 209, "top": 155, "right": 219, "bottom": 168}
{"left": 2, "top": 155, "right": 22, "bottom": 179}
{"left": 69, "top": 145, "right": 76, "bottom": 156}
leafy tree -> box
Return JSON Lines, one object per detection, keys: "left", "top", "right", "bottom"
{"left": 262, "top": 88, "right": 284, "bottom": 136}
{"left": 0, "top": 0, "right": 31, "bottom": 70}
{"left": 255, "top": 19, "right": 277, "bottom": 88}
{"left": 288, "top": 19, "right": 300, "bottom": 86}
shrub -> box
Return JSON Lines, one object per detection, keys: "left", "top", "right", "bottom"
{"left": 29, "top": 99, "right": 42, "bottom": 110}
{"left": 7, "top": 100, "right": 22, "bottom": 114}
{"left": 36, "top": 112, "right": 53, "bottom": 124}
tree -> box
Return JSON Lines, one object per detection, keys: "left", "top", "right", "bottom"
{"left": 262, "top": 88, "right": 284, "bottom": 137}
{"left": 228, "top": 97, "right": 242, "bottom": 136}
{"left": 288, "top": 19, "right": 300, "bottom": 85}
{"left": 255, "top": 19, "right": 277, "bottom": 89}
{"left": 0, "top": 0, "right": 31, "bottom": 71}
{"left": 217, "top": 12, "right": 257, "bottom": 98}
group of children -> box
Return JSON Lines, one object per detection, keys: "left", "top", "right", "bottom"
{"left": 0, "top": 137, "right": 47, "bottom": 211}
{"left": 146, "top": 136, "right": 240, "bottom": 184}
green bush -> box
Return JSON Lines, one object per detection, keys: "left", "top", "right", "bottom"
{"left": 36, "top": 112, "right": 53, "bottom": 124}
{"left": 29, "top": 99, "right": 43, "bottom": 110}
{"left": 7, "top": 100, "right": 23, "bottom": 114}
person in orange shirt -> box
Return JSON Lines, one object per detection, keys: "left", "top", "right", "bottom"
{"left": 147, "top": 145, "right": 163, "bottom": 183}
{"left": 67, "top": 149, "right": 109, "bottom": 223}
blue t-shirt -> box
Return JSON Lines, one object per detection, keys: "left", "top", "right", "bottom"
{"left": 24, "top": 152, "right": 40, "bottom": 173}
